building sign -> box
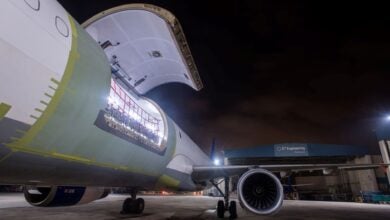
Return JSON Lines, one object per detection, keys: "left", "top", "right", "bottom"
{"left": 274, "top": 143, "right": 309, "bottom": 157}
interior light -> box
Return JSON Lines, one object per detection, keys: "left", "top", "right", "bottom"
{"left": 128, "top": 111, "right": 141, "bottom": 121}
{"left": 145, "top": 123, "right": 155, "bottom": 131}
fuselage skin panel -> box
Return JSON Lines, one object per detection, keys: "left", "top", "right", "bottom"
{"left": 0, "top": 0, "right": 210, "bottom": 191}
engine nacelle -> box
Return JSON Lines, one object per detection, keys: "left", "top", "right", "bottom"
{"left": 24, "top": 186, "right": 110, "bottom": 207}
{"left": 237, "top": 169, "right": 283, "bottom": 215}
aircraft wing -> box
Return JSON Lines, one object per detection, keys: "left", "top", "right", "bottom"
{"left": 192, "top": 163, "right": 389, "bottom": 181}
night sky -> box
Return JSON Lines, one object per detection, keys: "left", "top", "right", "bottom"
{"left": 58, "top": 0, "right": 390, "bottom": 153}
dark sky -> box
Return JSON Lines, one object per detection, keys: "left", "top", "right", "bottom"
{"left": 58, "top": 0, "right": 390, "bottom": 153}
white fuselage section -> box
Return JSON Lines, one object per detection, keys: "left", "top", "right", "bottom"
{"left": 0, "top": 0, "right": 71, "bottom": 125}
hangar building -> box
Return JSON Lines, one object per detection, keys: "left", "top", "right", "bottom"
{"left": 218, "top": 143, "right": 389, "bottom": 201}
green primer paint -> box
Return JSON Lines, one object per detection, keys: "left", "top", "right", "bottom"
{"left": 15, "top": 129, "right": 27, "bottom": 134}
{"left": 0, "top": 103, "right": 11, "bottom": 120}
{"left": 6, "top": 142, "right": 130, "bottom": 170}
{"left": 44, "top": 93, "right": 53, "bottom": 98}
{"left": 11, "top": 17, "right": 79, "bottom": 149}
{"left": 34, "top": 108, "right": 44, "bottom": 113}
{"left": 39, "top": 100, "right": 49, "bottom": 106}
{"left": 48, "top": 86, "right": 57, "bottom": 91}
{"left": 29, "top": 115, "right": 39, "bottom": 120}
{"left": 156, "top": 174, "right": 180, "bottom": 189}
{"left": 50, "top": 78, "right": 61, "bottom": 85}
{"left": 5, "top": 15, "right": 179, "bottom": 181}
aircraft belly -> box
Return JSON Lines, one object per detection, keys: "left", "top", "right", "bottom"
{"left": 0, "top": 151, "right": 158, "bottom": 187}
{"left": 164, "top": 168, "right": 201, "bottom": 191}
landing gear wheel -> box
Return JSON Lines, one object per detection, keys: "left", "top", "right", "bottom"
{"left": 135, "top": 198, "right": 145, "bottom": 214}
{"left": 212, "top": 178, "right": 237, "bottom": 219}
{"left": 217, "top": 200, "right": 225, "bottom": 218}
{"left": 121, "top": 198, "right": 145, "bottom": 214}
{"left": 121, "top": 198, "right": 133, "bottom": 214}
{"left": 229, "top": 201, "right": 237, "bottom": 219}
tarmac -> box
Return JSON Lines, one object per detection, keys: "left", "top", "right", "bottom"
{"left": 1, "top": 193, "right": 390, "bottom": 220}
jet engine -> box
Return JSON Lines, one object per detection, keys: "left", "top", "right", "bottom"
{"left": 237, "top": 169, "right": 283, "bottom": 215}
{"left": 24, "top": 186, "right": 110, "bottom": 207}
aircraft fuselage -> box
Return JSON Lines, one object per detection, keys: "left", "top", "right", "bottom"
{"left": 0, "top": 0, "right": 210, "bottom": 192}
